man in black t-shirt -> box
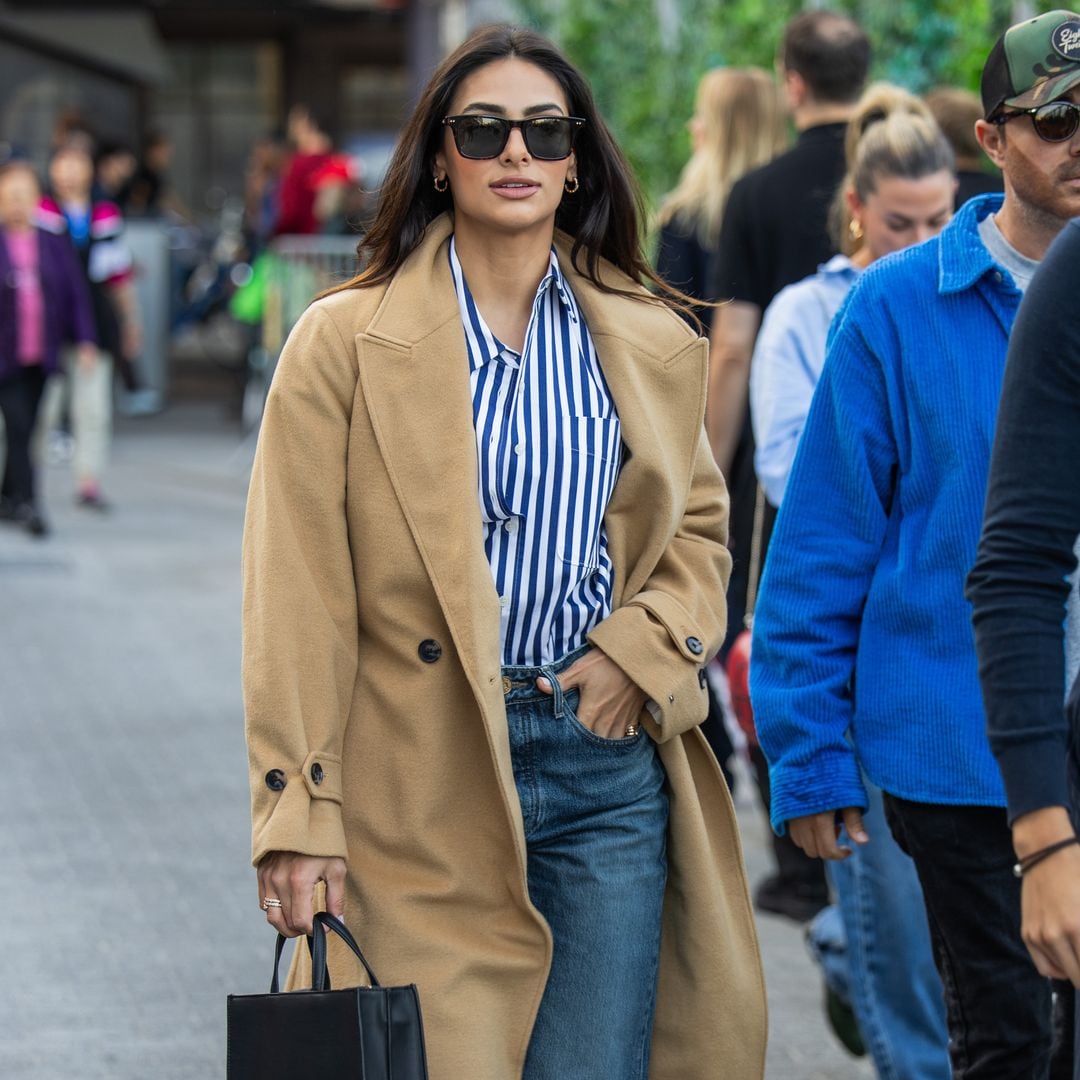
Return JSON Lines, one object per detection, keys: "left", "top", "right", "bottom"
{"left": 707, "top": 10, "right": 870, "bottom": 921}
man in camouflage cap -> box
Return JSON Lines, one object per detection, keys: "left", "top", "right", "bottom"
{"left": 752, "top": 8, "right": 1080, "bottom": 1077}
{"left": 982, "top": 8, "right": 1080, "bottom": 117}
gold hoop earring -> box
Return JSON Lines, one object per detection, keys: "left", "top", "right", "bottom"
{"left": 434, "top": 175, "right": 449, "bottom": 193}
{"left": 564, "top": 177, "right": 579, "bottom": 195}
{"left": 848, "top": 218, "right": 864, "bottom": 242}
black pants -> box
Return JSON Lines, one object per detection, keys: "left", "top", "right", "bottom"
{"left": 884, "top": 794, "right": 1055, "bottom": 1078}
{"left": 0, "top": 365, "right": 47, "bottom": 507}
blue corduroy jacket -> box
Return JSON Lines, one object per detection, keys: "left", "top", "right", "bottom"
{"left": 751, "top": 194, "right": 1020, "bottom": 831}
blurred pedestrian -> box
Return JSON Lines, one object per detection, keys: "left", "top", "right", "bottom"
{"left": 39, "top": 140, "right": 142, "bottom": 509}
{"left": 94, "top": 140, "right": 137, "bottom": 207}
{"left": 709, "top": 7, "right": 872, "bottom": 923}
{"left": 50, "top": 110, "right": 92, "bottom": 155}
{"left": 122, "top": 130, "right": 190, "bottom": 220}
{"left": 924, "top": 86, "right": 1005, "bottom": 207}
{"left": 243, "top": 131, "right": 288, "bottom": 252}
{"left": 752, "top": 10, "right": 1080, "bottom": 1076}
{"left": 654, "top": 64, "right": 787, "bottom": 786}
{"left": 750, "top": 83, "right": 955, "bottom": 1076}
{"left": 0, "top": 161, "right": 95, "bottom": 536}
{"left": 243, "top": 24, "right": 764, "bottom": 1080}
{"left": 655, "top": 66, "right": 787, "bottom": 333}
{"left": 272, "top": 105, "right": 355, "bottom": 236}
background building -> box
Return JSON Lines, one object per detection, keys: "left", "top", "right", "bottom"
{"left": 0, "top": 0, "right": 509, "bottom": 217}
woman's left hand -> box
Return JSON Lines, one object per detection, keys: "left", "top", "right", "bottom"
{"left": 537, "top": 648, "right": 647, "bottom": 739}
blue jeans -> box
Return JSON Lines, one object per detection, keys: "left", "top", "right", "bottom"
{"left": 827, "top": 780, "right": 950, "bottom": 1079}
{"left": 503, "top": 646, "right": 669, "bottom": 1080}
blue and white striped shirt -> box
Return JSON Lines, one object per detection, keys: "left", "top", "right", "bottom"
{"left": 449, "top": 237, "right": 622, "bottom": 666}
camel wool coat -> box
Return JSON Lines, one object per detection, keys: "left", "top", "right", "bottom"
{"left": 242, "top": 212, "right": 767, "bottom": 1079}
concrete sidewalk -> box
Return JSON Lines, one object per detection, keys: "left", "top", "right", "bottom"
{"left": 0, "top": 404, "right": 871, "bottom": 1079}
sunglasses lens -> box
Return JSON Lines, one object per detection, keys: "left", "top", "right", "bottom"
{"left": 524, "top": 118, "right": 575, "bottom": 160}
{"left": 1034, "top": 101, "right": 1079, "bottom": 142}
{"left": 453, "top": 117, "right": 508, "bottom": 159}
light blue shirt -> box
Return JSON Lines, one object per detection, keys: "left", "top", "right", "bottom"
{"left": 448, "top": 237, "right": 623, "bottom": 667}
{"left": 749, "top": 254, "right": 859, "bottom": 507}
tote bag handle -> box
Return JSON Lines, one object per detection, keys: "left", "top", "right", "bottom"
{"left": 269, "top": 912, "right": 381, "bottom": 993}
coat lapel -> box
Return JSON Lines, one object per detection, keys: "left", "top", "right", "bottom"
{"left": 357, "top": 215, "right": 504, "bottom": 694}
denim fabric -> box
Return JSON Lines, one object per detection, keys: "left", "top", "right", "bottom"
{"left": 806, "top": 904, "right": 851, "bottom": 1002}
{"left": 883, "top": 795, "right": 1053, "bottom": 1079}
{"left": 826, "top": 780, "right": 950, "bottom": 1079}
{"left": 503, "top": 645, "right": 669, "bottom": 1080}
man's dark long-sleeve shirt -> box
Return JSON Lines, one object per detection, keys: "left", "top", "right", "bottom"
{"left": 967, "top": 218, "right": 1080, "bottom": 824}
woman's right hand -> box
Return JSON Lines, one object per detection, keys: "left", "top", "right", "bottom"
{"left": 257, "top": 851, "right": 347, "bottom": 937}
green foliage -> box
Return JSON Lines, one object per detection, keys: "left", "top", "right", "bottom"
{"left": 512, "top": 0, "right": 1060, "bottom": 210}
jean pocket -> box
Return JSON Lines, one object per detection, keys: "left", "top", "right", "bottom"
{"left": 563, "top": 688, "right": 645, "bottom": 749}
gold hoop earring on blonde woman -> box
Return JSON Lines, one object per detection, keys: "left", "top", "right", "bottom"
{"left": 849, "top": 218, "right": 864, "bottom": 242}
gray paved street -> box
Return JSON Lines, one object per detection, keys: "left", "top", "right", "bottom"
{"left": 0, "top": 404, "right": 873, "bottom": 1079}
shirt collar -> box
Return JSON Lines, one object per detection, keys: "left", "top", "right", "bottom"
{"left": 449, "top": 237, "right": 576, "bottom": 371}
{"left": 819, "top": 253, "right": 860, "bottom": 277}
{"left": 938, "top": 192, "right": 1007, "bottom": 295}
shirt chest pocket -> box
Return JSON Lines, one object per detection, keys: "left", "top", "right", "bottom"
{"left": 545, "top": 415, "right": 622, "bottom": 572}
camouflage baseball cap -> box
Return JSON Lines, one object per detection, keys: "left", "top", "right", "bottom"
{"left": 981, "top": 9, "right": 1080, "bottom": 118}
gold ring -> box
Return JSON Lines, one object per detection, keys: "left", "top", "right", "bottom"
{"left": 261, "top": 897, "right": 282, "bottom": 911}
{"left": 624, "top": 724, "right": 639, "bottom": 738}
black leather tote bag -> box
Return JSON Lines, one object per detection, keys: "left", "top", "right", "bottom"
{"left": 227, "top": 912, "right": 429, "bottom": 1080}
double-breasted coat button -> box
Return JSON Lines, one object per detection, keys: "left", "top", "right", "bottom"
{"left": 265, "top": 769, "right": 287, "bottom": 791}
{"left": 310, "top": 762, "right": 324, "bottom": 785}
{"left": 418, "top": 639, "right": 442, "bottom": 663}
{"left": 686, "top": 636, "right": 704, "bottom": 656}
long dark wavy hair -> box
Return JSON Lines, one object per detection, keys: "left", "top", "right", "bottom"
{"left": 332, "top": 24, "right": 692, "bottom": 312}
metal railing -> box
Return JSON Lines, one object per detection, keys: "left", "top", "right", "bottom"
{"left": 242, "top": 234, "right": 364, "bottom": 432}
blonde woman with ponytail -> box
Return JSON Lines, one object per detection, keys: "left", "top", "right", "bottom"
{"left": 753, "top": 84, "right": 956, "bottom": 502}
{"left": 656, "top": 67, "right": 787, "bottom": 331}
{"left": 749, "top": 84, "right": 955, "bottom": 1079}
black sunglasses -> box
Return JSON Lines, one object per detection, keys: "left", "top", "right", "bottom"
{"left": 993, "top": 99, "right": 1080, "bottom": 142}
{"left": 442, "top": 115, "right": 586, "bottom": 161}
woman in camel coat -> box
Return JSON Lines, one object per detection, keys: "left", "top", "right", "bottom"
{"left": 243, "top": 24, "right": 765, "bottom": 1080}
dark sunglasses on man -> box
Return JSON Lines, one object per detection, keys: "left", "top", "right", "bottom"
{"left": 993, "top": 98, "right": 1080, "bottom": 142}
{"left": 443, "top": 115, "right": 585, "bottom": 161}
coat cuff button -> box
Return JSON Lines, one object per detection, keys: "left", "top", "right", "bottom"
{"left": 310, "top": 762, "right": 324, "bottom": 785}
{"left": 685, "top": 636, "right": 704, "bottom": 656}
{"left": 418, "top": 639, "right": 443, "bottom": 663}
{"left": 265, "top": 769, "right": 287, "bottom": 792}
